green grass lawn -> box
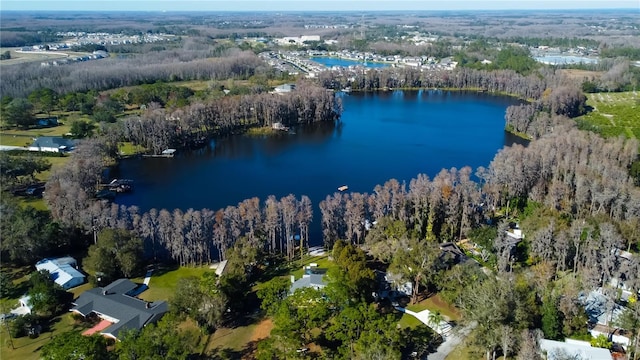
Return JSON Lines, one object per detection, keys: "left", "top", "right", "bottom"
{"left": 290, "top": 255, "right": 335, "bottom": 280}
{"left": 0, "top": 313, "right": 80, "bottom": 360}
{"left": 0, "top": 265, "right": 98, "bottom": 360}
{"left": 443, "top": 327, "right": 514, "bottom": 360}
{"left": 445, "top": 342, "right": 481, "bottom": 360}
{"left": 398, "top": 294, "right": 462, "bottom": 328}
{"left": 132, "top": 265, "right": 213, "bottom": 302}
{"left": 0, "top": 124, "right": 72, "bottom": 144}
{"left": 118, "top": 142, "right": 146, "bottom": 156}
{"left": 206, "top": 323, "right": 259, "bottom": 352}
{"left": 576, "top": 92, "right": 640, "bottom": 139}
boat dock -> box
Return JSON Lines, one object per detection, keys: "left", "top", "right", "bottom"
{"left": 142, "top": 149, "right": 176, "bottom": 158}
{"left": 99, "top": 179, "right": 133, "bottom": 193}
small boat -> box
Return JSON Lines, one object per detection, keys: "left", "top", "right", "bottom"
{"left": 338, "top": 185, "right": 348, "bottom": 192}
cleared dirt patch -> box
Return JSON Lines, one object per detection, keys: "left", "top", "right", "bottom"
{"left": 250, "top": 318, "right": 273, "bottom": 341}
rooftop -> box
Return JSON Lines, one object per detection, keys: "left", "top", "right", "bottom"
{"left": 72, "top": 279, "right": 168, "bottom": 339}
{"left": 540, "top": 339, "right": 612, "bottom": 360}
{"left": 29, "top": 136, "right": 76, "bottom": 151}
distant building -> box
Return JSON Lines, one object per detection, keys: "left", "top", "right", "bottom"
{"left": 71, "top": 279, "right": 168, "bottom": 340}
{"left": 274, "top": 83, "right": 296, "bottom": 93}
{"left": 35, "top": 257, "right": 86, "bottom": 290}
{"left": 36, "top": 117, "right": 58, "bottom": 127}
{"left": 28, "top": 136, "right": 75, "bottom": 153}
{"left": 92, "top": 50, "right": 109, "bottom": 58}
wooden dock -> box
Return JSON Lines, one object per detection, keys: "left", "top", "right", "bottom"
{"left": 142, "top": 149, "right": 176, "bottom": 158}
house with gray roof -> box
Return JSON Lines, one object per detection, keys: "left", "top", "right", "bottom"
{"left": 28, "top": 136, "right": 76, "bottom": 153}
{"left": 290, "top": 264, "right": 327, "bottom": 294}
{"left": 71, "top": 279, "right": 168, "bottom": 340}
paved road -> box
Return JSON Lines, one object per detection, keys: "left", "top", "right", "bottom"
{"left": 428, "top": 321, "right": 477, "bottom": 360}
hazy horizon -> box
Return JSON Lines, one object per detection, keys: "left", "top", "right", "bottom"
{"left": 2, "top": 0, "right": 638, "bottom": 12}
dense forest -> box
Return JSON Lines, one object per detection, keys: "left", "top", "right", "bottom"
{"left": 0, "top": 46, "right": 268, "bottom": 98}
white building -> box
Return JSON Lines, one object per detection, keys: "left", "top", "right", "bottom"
{"left": 35, "top": 257, "right": 85, "bottom": 290}
{"left": 540, "top": 339, "right": 612, "bottom": 360}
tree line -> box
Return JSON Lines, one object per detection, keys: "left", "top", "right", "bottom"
{"left": 119, "top": 81, "right": 341, "bottom": 153}
{"left": 0, "top": 47, "right": 267, "bottom": 98}
{"left": 38, "top": 65, "right": 639, "bottom": 268}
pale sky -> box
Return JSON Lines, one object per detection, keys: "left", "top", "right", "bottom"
{"left": 1, "top": 0, "right": 638, "bottom": 12}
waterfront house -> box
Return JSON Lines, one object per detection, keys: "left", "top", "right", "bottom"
{"left": 290, "top": 264, "right": 327, "bottom": 294}
{"left": 71, "top": 279, "right": 168, "bottom": 340}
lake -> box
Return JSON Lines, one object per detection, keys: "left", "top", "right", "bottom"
{"left": 114, "top": 90, "right": 523, "bottom": 245}
{"left": 310, "top": 56, "right": 391, "bottom": 68}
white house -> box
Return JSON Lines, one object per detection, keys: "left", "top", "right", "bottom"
{"left": 10, "top": 295, "right": 33, "bottom": 315}
{"left": 274, "top": 83, "right": 296, "bottom": 93}
{"left": 35, "top": 257, "right": 85, "bottom": 290}
{"left": 540, "top": 339, "right": 612, "bottom": 360}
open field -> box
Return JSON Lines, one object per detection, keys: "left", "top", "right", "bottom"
{"left": 575, "top": 91, "right": 640, "bottom": 139}
{"left": 206, "top": 322, "right": 261, "bottom": 353}
{"left": 0, "top": 123, "right": 73, "bottom": 146}
{"left": 0, "top": 48, "right": 90, "bottom": 66}
{"left": 558, "top": 69, "right": 603, "bottom": 81}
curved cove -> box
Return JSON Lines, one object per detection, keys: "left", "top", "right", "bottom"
{"left": 114, "top": 90, "right": 525, "bottom": 244}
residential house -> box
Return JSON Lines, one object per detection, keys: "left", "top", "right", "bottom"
{"left": 36, "top": 117, "right": 58, "bottom": 127}
{"left": 290, "top": 264, "right": 327, "bottom": 294}
{"left": 274, "top": 84, "right": 296, "bottom": 93}
{"left": 10, "top": 295, "right": 33, "bottom": 315}
{"left": 35, "top": 257, "right": 85, "bottom": 290}
{"left": 71, "top": 279, "right": 168, "bottom": 340}
{"left": 376, "top": 270, "right": 413, "bottom": 301}
{"left": 28, "top": 136, "right": 75, "bottom": 153}
{"left": 439, "top": 242, "right": 469, "bottom": 265}
{"left": 540, "top": 339, "right": 612, "bottom": 360}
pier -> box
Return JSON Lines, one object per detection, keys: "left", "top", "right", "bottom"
{"left": 142, "top": 149, "right": 177, "bottom": 158}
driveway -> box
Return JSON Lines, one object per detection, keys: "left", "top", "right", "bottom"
{"left": 427, "top": 321, "right": 477, "bottom": 360}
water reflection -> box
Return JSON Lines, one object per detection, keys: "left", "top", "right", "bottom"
{"left": 115, "top": 90, "right": 523, "bottom": 245}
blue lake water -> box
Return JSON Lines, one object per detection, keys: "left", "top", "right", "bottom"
{"left": 114, "top": 90, "right": 523, "bottom": 245}
{"left": 310, "top": 56, "right": 391, "bottom": 68}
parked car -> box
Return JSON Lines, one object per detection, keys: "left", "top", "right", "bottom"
{"left": 0, "top": 313, "right": 17, "bottom": 323}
